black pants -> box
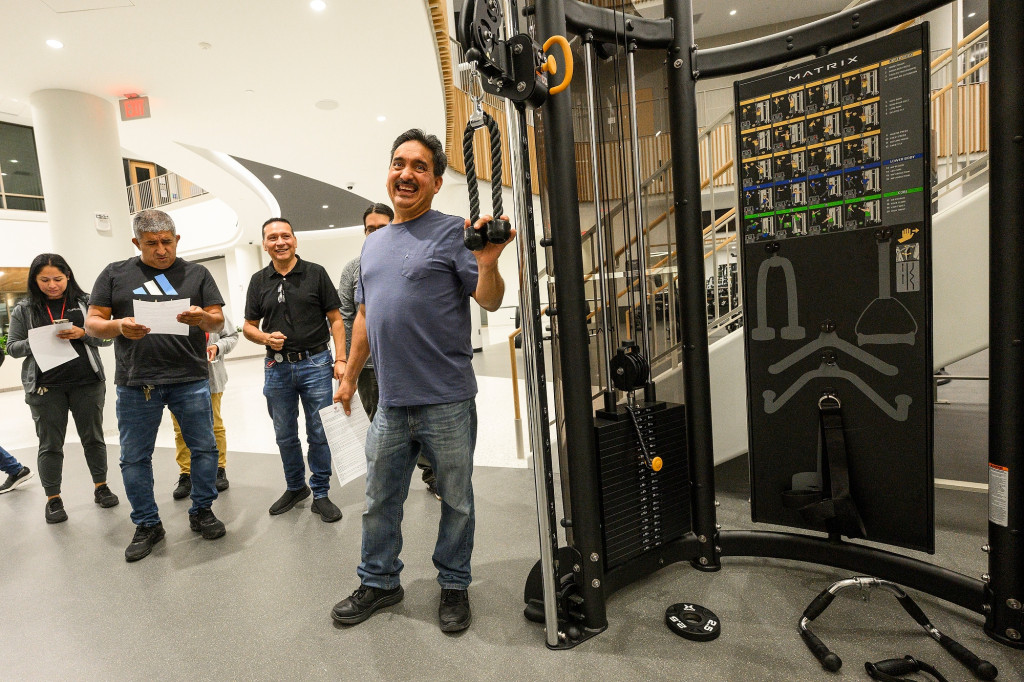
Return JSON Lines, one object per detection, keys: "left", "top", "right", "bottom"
{"left": 26, "top": 381, "right": 108, "bottom": 496}
{"left": 356, "top": 367, "right": 435, "bottom": 485}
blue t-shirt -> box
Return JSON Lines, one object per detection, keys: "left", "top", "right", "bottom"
{"left": 356, "top": 209, "right": 478, "bottom": 407}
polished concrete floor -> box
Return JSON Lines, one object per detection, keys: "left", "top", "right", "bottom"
{"left": 1, "top": 331, "right": 1021, "bottom": 680}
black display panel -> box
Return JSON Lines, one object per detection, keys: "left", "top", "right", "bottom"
{"left": 735, "top": 25, "right": 934, "bottom": 552}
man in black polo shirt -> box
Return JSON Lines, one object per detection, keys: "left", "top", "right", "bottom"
{"left": 243, "top": 217, "right": 345, "bottom": 522}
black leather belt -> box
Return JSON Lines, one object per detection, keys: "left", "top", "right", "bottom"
{"left": 268, "top": 342, "right": 330, "bottom": 363}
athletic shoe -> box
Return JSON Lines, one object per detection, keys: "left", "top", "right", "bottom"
{"left": 215, "top": 467, "right": 229, "bottom": 492}
{"left": 0, "top": 466, "right": 33, "bottom": 494}
{"left": 269, "top": 486, "right": 311, "bottom": 515}
{"left": 331, "top": 585, "right": 404, "bottom": 625}
{"left": 172, "top": 473, "right": 192, "bottom": 500}
{"left": 125, "top": 523, "right": 165, "bottom": 562}
{"left": 94, "top": 484, "right": 120, "bottom": 508}
{"left": 438, "top": 588, "right": 471, "bottom": 632}
{"left": 311, "top": 496, "right": 342, "bottom": 522}
{"left": 189, "top": 508, "right": 226, "bottom": 540}
{"left": 45, "top": 497, "right": 68, "bottom": 524}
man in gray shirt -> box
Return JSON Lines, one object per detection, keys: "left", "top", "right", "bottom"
{"left": 338, "top": 202, "right": 439, "bottom": 499}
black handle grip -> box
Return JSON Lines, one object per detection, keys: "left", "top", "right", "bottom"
{"left": 938, "top": 634, "right": 998, "bottom": 680}
{"left": 486, "top": 217, "right": 512, "bottom": 244}
{"left": 800, "top": 627, "right": 842, "bottom": 672}
{"left": 867, "top": 657, "right": 920, "bottom": 677}
{"left": 896, "top": 593, "right": 932, "bottom": 629}
{"left": 802, "top": 589, "right": 836, "bottom": 620}
{"left": 464, "top": 225, "right": 487, "bottom": 251}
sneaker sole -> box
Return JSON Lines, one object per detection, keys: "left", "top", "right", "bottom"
{"left": 269, "top": 488, "right": 311, "bottom": 515}
{"left": 95, "top": 497, "right": 120, "bottom": 508}
{"left": 172, "top": 489, "right": 191, "bottom": 500}
{"left": 125, "top": 530, "right": 165, "bottom": 562}
{"left": 45, "top": 512, "right": 68, "bottom": 524}
{"left": 331, "top": 587, "right": 405, "bottom": 625}
{"left": 0, "top": 471, "right": 35, "bottom": 494}
{"left": 439, "top": 613, "right": 472, "bottom": 633}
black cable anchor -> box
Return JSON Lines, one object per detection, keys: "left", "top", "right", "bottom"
{"left": 462, "top": 69, "right": 511, "bottom": 251}
{"left": 799, "top": 576, "right": 998, "bottom": 680}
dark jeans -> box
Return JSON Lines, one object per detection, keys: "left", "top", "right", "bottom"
{"left": 25, "top": 381, "right": 107, "bottom": 496}
{"left": 263, "top": 349, "right": 333, "bottom": 497}
{"left": 117, "top": 380, "right": 219, "bottom": 525}
{"left": 357, "top": 367, "right": 434, "bottom": 486}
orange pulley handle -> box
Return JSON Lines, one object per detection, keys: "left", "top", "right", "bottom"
{"left": 540, "top": 35, "right": 573, "bottom": 95}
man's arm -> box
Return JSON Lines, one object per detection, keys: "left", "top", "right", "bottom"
{"left": 333, "top": 305, "right": 370, "bottom": 414}
{"left": 325, "top": 308, "right": 346, "bottom": 380}
{"left": 86, "top": 305, "right": 151, "bottom": 340}
{"left": 243, "top": 319, "right": 286, "bottom": 351}
{"left": 177, "top": 304, "right": 224, "bottom": 333}
{"left": 467, "top": 214, "right": 516, "bottom": 312}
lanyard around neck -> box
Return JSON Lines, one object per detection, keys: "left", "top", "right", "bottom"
{"left": 46, "top": 297, "right": 67, "bottom": 324}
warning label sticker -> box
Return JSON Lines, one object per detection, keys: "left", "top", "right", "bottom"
{"left": 989, "top": 463, "right": 1009, "bottom": 527}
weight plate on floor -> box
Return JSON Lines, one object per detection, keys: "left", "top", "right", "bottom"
{"left": 665, "top": 603, "right": 721, "bottom": 641}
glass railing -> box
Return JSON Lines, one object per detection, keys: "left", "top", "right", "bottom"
{"left": 126, "top": 172, "right": 208, "bottom": 214}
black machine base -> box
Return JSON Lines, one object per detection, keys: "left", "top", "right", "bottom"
{"left": 523, "top": 546, "right": 606, "bottom": 649}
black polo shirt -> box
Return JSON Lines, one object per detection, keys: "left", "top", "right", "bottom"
{"left": 244, "top": 256, "right": 341, "bottom": 353}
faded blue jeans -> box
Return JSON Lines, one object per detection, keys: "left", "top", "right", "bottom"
{"left": 1, "top": 445, "right": 23, "bottom": 476}
{"left": 358, "top": 398, "right": 477, "bottom": 591}
{"left": 117, "top": 380, "right": 218, "bottom": 526}
{"left": 263, "top": 349, "right": 334, "bottom": 497}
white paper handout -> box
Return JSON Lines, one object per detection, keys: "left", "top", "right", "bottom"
{"left": 27, "top": 325, "right": 79, "bottom": 372}
{"left": 319, "top": 395, "right": 370, "bottom": 489}
{"left": 133, "top": 298, "right": 190, "bottom": 335}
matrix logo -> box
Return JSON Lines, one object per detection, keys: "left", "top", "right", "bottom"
{"left": 788, "top": 55, "right": 859, "bottom": 82}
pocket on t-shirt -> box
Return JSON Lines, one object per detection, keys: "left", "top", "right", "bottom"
{"left": 400, "top": 243, "right": 438, "bottom": 281}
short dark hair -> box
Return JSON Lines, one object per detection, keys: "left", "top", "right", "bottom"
{"left": 25, "top": 253, "right": 88, "bottom": 325}
{"left": 390, "top": 129, "right": 447, "bottom": 177}
{"left": 262, "top": 217, "right": 293, "bottom": 239}
{"left": 362, "top": 203, "right": 394, "bottom": 226}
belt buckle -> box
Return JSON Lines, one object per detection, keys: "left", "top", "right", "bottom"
{"left": 273, "top": 352, "right": 284, "bottom": 363}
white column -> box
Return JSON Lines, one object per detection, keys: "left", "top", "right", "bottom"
{"left": 29, "top": 89, "right": 133, "bottom": 288}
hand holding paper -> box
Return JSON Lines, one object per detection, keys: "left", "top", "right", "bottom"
{"left": 27, "top": 325, "right": 79, "bottom": 372}
{"left": 132, "top": 299, "right": 190, "bottom": 335}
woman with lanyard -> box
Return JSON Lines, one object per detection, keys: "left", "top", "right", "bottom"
{"left": 7, "top": 253, "right": 119, "bottom": 523}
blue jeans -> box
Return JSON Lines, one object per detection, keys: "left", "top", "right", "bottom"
{"left": 358, "top": 398, "right": 477, "bottom": 590}
{"left": 117, "top": 380, "right": 219, "bottom": 526}
{"left": 1, "top": 445, "right": 23, "bottom": 476}
{"left": 263, "top": 349, "right": 334, "bottom": 497}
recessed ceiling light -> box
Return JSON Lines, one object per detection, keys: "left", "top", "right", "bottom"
{"left": 322, "top": 204, "right": 329, "bottom": 209}
{"left": 310, "top": 1, "right": 326, "bottom": 11}
{"left": 9, "top": 159, "right": 18, "bottom": 163}
{"left": 315, "top": 99, "right": 339, "bottom": 110}
{"left": 967, "top": 12, "right": 976, "bottom": 17}
{"left": 273, "top": 174, "right": 282, "bottom": 179}
{"left": 729, "top": 10, "right": 737, "bottom": 16}
{"left": 329, "top": 224, "right": 335, "bottom": 228}
{"left": 46, "top": 39, "right": 63, "bottom": 49}
{"left": 244, "top": 89, "right": 255, "bottom": 95}
{"left": 377, "top": 115, "right": 386, "bottom": 122}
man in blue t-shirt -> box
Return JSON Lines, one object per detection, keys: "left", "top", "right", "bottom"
{"left": 331, "top": 129, "right": 514, "bottom": 632}
{"left": 87, "top": 209, "right": 227, "bottom": 562}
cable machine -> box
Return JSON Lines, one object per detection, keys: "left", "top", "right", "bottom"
{"left": 461, "top": 0, "right": 1023, "bottom": 658}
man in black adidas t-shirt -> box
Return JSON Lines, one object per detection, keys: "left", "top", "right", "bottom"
{"left": 87, "top": 209, "right": 227, "bottom": 562}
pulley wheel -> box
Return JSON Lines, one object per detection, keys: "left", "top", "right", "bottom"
{"left": 665, "top": 603, "right": 721, "bottom": 641}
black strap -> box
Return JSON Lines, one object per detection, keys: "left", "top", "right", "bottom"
{"left": 783, "top": 394, "right": 866, "bottom": 538}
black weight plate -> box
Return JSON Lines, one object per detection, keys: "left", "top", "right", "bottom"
{"left": 665, "top": 603, "right": 721, "bottom": 642}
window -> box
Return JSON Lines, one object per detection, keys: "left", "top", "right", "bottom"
{"left": 0, "top": 122, "right": 45, "bottom": 212}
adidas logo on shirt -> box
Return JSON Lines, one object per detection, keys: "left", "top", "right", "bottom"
{"left": 133, "top": 273, "right": 178, "bottom": 296}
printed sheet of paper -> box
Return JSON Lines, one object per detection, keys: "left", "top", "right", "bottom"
{"left": 319, "top": 395, "right": 370, "bottom": 488}
{"left": 132, "top": 298, "right": 190, "bottom": 335}
{"left": 27, "top": 325, "right": 79, "bottom": 372}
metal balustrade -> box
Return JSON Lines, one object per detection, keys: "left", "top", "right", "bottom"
{"left": 126, "top": 172, "right": 208, "bottom": 215}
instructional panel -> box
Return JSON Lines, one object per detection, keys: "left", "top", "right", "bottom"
{"left": 735, "top": 26, "right": 934, "bottom": 552}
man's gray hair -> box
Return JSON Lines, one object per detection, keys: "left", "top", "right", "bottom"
{"left": 133, "top": 209, "right": 177, "bottom": 240}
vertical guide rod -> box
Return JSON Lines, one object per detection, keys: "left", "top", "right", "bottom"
{"left": 985, "top": 0, "right": 1024, "bottom": 650}
{"left": 663, "top": 0, "right": 720, "bottom": 569}
{"left": 501, "top": 0, "right": 560, "bottom": 647}
{"left": 625, "top": 45, "right": 656, "bottom": 401}
{"left": 584, "top": 37, "right": 618, "bottom": 413}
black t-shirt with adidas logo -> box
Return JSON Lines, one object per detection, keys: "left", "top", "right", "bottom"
{"left": 90, "top": 256, "right": 224, "bottom": 386}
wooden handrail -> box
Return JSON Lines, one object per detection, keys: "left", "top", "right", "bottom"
{"left": 931, "top": 57, "right": 990, "bottom": 101}
{"left": 930, "top": 22, "right": 989, "bottom": 69}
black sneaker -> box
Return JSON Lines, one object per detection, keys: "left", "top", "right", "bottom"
{"left": 426, "top": 481, "right": 442, "bottom": 502}
{"left": 0, "top": 466, "right": 33, "bottom": 494}
{"left": 125, "top": 523, "right": 165, "bottom": 562}
{"left": 438, "top": 588, "right": 471, "bottom": 632}
{"left": 311, "top": 496, "right": 342, "bottom": 523}
{"left": 269, "top": 486, "right": 311, "bottom": 515}
{"left": 189, "top": 507, "right": 226, "bottom": 540}
{"left": 215, "top": 467, "right": 229, "bottom": 492}
{"left": 331, "top": 585, "right": 404, "bottom": 625}
{"left": 172, "top": 473, "right": 192, "bottom": 500}
{"left": 94, "top": 484, "right": 120, "bottom": 508}
{"left": 44, "top": 497, "right": 68, "bottom": 524}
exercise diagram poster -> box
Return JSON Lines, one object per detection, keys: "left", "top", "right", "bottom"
{"left": 734, "top": 25, "right": 934, "bottom": 552}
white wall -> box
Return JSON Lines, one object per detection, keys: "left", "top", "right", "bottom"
{"left": 0, "top": 210, "right": 52, "bottom": 267}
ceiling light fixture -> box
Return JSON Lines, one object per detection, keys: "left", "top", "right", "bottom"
{"left": 310, "top": 0, "right": 326, "bottom": 11}
{"left": 46, "top": 39, "right": 64, "bottom": 49}
{"left": 273, "top": 174, "right": 282, "bottom": 179}
{"left": 329, "top": 224, "right": 335, "bottom": 228}
{"left": 322, "top": 205, "right": 329, "bottom": 209}
{"left": 729, "top": 10, "right": 737, "bottom": 16}
{"left": 377, "top": 115, "right": 386, "bottom": 122}
{"left": 968, "top": 12, "right": 976, "bottom": 17}
{"left": 9, "top": 159, "right": 18, "bottom": 163}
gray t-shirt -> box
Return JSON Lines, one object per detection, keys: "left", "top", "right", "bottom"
{"left": 356, "top": 209, "right": 478, "bottom": 407}
{"left": 337, "top": 256, "right": 371, "bottom": 369}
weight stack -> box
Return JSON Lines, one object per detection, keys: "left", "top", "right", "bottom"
{"left": 594, "top": 402, "right": 692, "bottom": 571}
